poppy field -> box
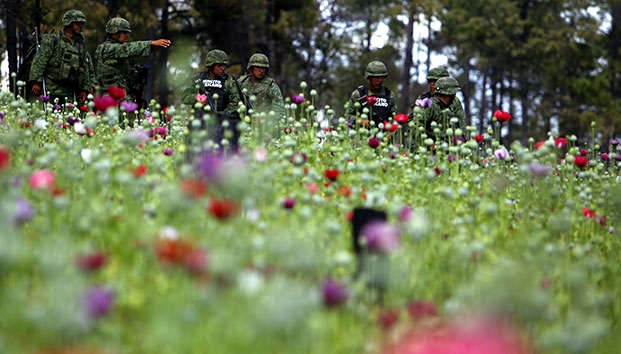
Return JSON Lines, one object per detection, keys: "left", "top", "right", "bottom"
{"left": 1, "top": 83, "right": 621, "bottom": 354}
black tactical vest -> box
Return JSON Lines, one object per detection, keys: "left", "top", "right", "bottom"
{"left": 356, "top": 85, "right": 391, "bottom": 125}
{"left": 193, "top": 72, "right": 229, "bottom": 113}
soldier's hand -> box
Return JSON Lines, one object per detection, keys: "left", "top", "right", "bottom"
{"left": 151, "top": 39, "right": 171, "bottom": 48}
{"left": 32, "top": 83, "right": 42, "bottom": 96}
{"left": 357, "top": 118, "right": 370, "bottom": 128}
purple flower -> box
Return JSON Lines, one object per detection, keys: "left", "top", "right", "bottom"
{"left": 415, "top": 98, "right": 432, "bottom": 108}
{"left": 368, "top": 137, "right": 380, "bottom": 149}
{"left": 616, "top": 155, "right": 621, "bottom": 162}
{"left": 601, "top": 153, "right": 610, "bottom": 161}
{"left": 39, "top": 95, "right": 50, "bottom": 103}
{"left": 162, "top": 148, "right": 174, "bottom": 156}
{"left": 128, "top": 129, "right": 150, "bottom": 143}
{"left": 53, "top": 104, "right": 62, "bottom": 111}
{"left": 0, "top": 111, "right": 5, "bottom": 120}
{"left": 611, "top": 139, "right": 619, "bottom": 147}
{"left": 321, "top": 278, "right": 349, "bottom": 308}
{"left": 291, "top": 94, "right": 306, "bottom": 104}
{"left": 360, "top": 221, "right": 400, "bottom": 253}
{"left": 195, "top": 152, "right": 224, "bottom": 183}
{"left": 452, "top": 136, "right": 466, "bottom": 145}
{"left": 84, "top": 287, "right": 115, "bottom": 319}
{"left": 282, "top": 197, "right": 296, "bottom": 210}
{"left": 67, "top": 116, "right": 80, "bottom": 125}
{"left": 528, "top": 162, "right": 553, "bottom": 177}
{"left": 120, "top": 101, "right": 139, "bottom": 113}
{"left": 493, "top": 148, "right": 510, "bottom": 160}
{"left": 66, "top": 103, "right": 74, "bottom": 110}
{"left": 13, "top": 198, "right": 34, "bottom": 225}
{"left": 399, "top": 206, "right": 413, "bottom": 222}
{"left": 448, "top": 155, "right": 456, "bottom": 163}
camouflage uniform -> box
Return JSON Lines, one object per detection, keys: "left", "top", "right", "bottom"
{"left": 411, "top": 66, "right": 465, "bottom": 127}
{"left": 237, "top": 53, "right": 285, "bottom": 119}
{"left": 345, "top": 61, "right": 397, "bottom": 126}
{"left": 29, "top": 10, "right": 95, "bottom": 103}
{"left": 94, "top": 18, "right": 152, "bottom": 98}
{"left": 418, "top": 77, "right": 466, "bottom": 141}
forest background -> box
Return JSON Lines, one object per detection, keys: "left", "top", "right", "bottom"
{"left": 1, "top": 0, "right": 620, "bottom": 146}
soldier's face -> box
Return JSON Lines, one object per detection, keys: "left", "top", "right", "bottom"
{"left": 369, "top": 76, "right": 384, "bottom": 91}
{"left": 251, "top": 67, "right": 266, "bottom": 80}
{"left": 428, "top": 79, "right": 437, "bottom": 93}
{"left": 211, "top": 63, "right": 227, "bottom": 77}
{"left": 118, "top": 32, "right": 130, "bottom": 43}
{"left": 71, "top": 22, "right": 85, "bottom": 34}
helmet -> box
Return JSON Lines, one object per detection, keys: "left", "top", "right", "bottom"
{"left": 247, "top": 53, "right": 269, "bottom": 69}
{"left": 62, "top": 10, "right": 87, "bottom": 27}
{"left": 434, "top": 77, "right": 460, "bottom": 95}
{"left": 105, "top": 18, "right": 132, "bottom": 34}
{"left": 205, "top": 50, "right": 229, "bottom": 67}
{"left": 427, "top": 67, "right": 450, "bottom": 81}
{"left": 365, "top": 61, "right": 388, "bottom": 79}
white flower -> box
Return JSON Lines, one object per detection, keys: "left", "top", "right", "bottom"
{"left": 80, "top": 149, "right": 94, "bottom": 164}
{"left": 74, "top": 122, "right": 86, "bottom": 135}
{"left": 33, "top": 118, "right": 48, "bottom": 131}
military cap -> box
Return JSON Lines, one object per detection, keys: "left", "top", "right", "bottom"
{"left": 247, "top": 53, "right": 270, "bottom": 69}
{"left": 365, "top": 61, "right": 388, "bottom": 79}
{"left": 106, "top": 18, "right": 132, "bottom": 34}
{"left": 62, "top": 10, "right": 87, "bottom": 27}
{"left": 427, "top": 67, "right": 450, "bottom": 81}
{"left": 205, "top": 49, "right": 229, "bottom": 67}
{"left": 434, "top": 77, "right": 460, "bottom": 95}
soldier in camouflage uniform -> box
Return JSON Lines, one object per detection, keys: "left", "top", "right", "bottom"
{"left": 94, "top": 17, "right": 170, "bottom": 100}
{"left": 345, "top": 61, "right": 397, "bottom": 128}
{"left": 411, "top": 66, "right": 465, "bottom": 125}
{"left": 418, "top": 77, "right": 466, "bottom": 141}
{"left": 29, "top": 10, "right": 95, "bottom": 105}
{"left": 182, "top": 49, "right": 242, "bottom": 150}
{"left": 237, "top": 53, "right": 285, "bottom": 120}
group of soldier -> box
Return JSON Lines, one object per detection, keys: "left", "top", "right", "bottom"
{"left": 29, "top": 9, "right": 464, "bottom": 148}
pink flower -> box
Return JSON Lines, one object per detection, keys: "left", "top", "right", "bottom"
{"left": 94, "top": 95, "right": 118, "bottom": 112}
{"left": 196, "top": 94, "right": 207, "bottom": 105}
{"left": 291, "top": 94, "right": 306, "bottom": 104}
{"left": 360, "top": 221, "right": 400, "bottom": 253}
{"left": 321, "top": 278, "right": 349, "bottom": 308}
{"left": 415, "top": 98, "right": 432, "bottom": 108}
{"left": 29, "top": 170, "right": 55, "bottom": 190}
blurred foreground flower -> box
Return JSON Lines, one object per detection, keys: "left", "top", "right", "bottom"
{"left": 13, "top": 197, "right": 34, "bottom": 225}
{"left": 84, "top": 287, "right": 115, "bottom": 319}
{"left": 382, "top": 316, "right": 531, "bottom": 354}
{"left": 321, "top": 278, "right": 349, "bottom": 308}
{"left": 76, "top": 251, "right": 108, "bottom": 272}
{"left": 208, "top": 197, "right": 240, "bottom": 220}
{"left": 415, "top": 98, "right": 432, "bottom": 108}
{"left": 360, "top": 221, "right": 400, "bottom": 253}
{"left": 29, "top": 169, "right": 55, "bottom": 190}
{"left": 0, "top": 145, "right": 10, "bottom": 171}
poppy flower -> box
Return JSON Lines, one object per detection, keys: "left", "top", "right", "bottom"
{"left": 0, "top": 145, "right": 10, "bottom": 171}
{"left": 155, "top": 238, "right": 196, "bottom": 264}
{"left": 579, "top": 149, "right": 588, "bottom": 156}
{"left": 13, "top": 197, "right": 34, "bottom": 225}
{"left": 208, "top": 198, "right": 240, "bottom": 220}
{"left": 120, "top": 101, "right": 138, "bottom": 113}
{"left": 360, "top": 221, "right": 400, "bottom": 253}
{"left": 180, "top": 179, "right": 207, "bottom": 199}
{"left": 94, "top": 95, "right": 118, "bottom": 112}
{"left": 78, "top": 105, "right": 89, "bottom": 112}
{"left": 583, "top": 207, "right": 596, "bottom": 218}
{"left": 415, "top": 98, "right": 432, "bottom": 108}
{"left": 76, "top": 251, "right": 108, "bottom": 272}
{"left": 384, "top": 121, "right": 399, "bottom": 132}
{"left": 475, "top": 135, "right": 484, "bottom": 144}
{"left": 324, "top": 169, "right": 340, "bottom": 182}
{"left": 195, "top": 94, "right": 207, "bottom": 105}
{"left": 553, "top": 137, "right": 567, "bottom": 148}
{"left": 574, "top": 156, "right": 588, "bottom": 168}
{"left": 39, "top": 95, "right": 50, "bottom": 102}
{"left": 321, "top": 278, "right": 349, "bottom": 308}
{"left": 337, "top": 185, "right": 352, "bottom": 197}
{"left": 107, "top": 86, "right": 126, "bottom": 101}
{"left": 366, "top": 96, "right": 378, "bottom": 106}
{"left": 493, "top": 110, "right": 512, "bottom": 122}
{"left": 611, "top": 139, "right": 619, "bottom": 147}
{"left": 493, "top": 148, "right": 510, "bottom": 160}
{"left": 291, "top": 94, "right": 306, "bottom": 104}
{"left": 601, "top": 153, "right": 610, "bottom": 161}
{"left": 394, "top": 113, "right": 409, "bottom": 125}
{"left": 29, "top": 170, "right": 55, "bottom": 190}
{"left": 162, "top": 148, "right": 174, "bottom": 156}
{"left": 132, "top": 165, "right": 147, "bottom": 178}
{"left": 368, "top": 137, "right": 380, "bottom": 148}
{"left": 282, "top": 197, "right": 296, "bottom": 210}
{"left": 83, "top": 287, "right": 115, "bottom": 319}
{"left": 378, "top": 308, "right": 400, "bottom": 330}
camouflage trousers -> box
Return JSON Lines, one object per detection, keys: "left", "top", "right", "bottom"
{"left": 43, "top": 78, "right": 84, "bottom": 104}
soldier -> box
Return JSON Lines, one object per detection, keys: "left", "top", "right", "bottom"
{"left": 344, "top": 61, "right": 397, "bottom": 128}
{"left": 237, "top": 53, "right": 285, "bottom": 120}
{"left": 94, "top": 17, "right": 170, "bottom": 101}
{"left": 29, "top": 10, "right": 95, "bottom": 105}
{"left": 182, "top": 49, "right": 242, "bottom": 150}
{"left": 411, "top": 66, "right": 465, "bottom": 126}
{"left": 418, "top": 77, "right": 466, "bottom": 142}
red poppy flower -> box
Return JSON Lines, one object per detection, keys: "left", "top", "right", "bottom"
{"left": 108, "top": 86, "right": 127, "bottom": 101}
{"left": 0, "top": 146, "right": 10, "bottom": 171}
{"left": 368, "top": 137, "right": 380, "bottom": 148}
{"left": 475, "top": 135, "right": 484, "bottom": 144}
{"left": 433, "top": 167, "right": 442, "bottom": 176}
{"left": 94, "top": 95, "right": 118, "bottom": 112}
{"left": 208, "top": 198, "right": 240, "bottom": 220}
{"left": 324, "top": 169, "right": 340, "bottom": 182}
{"left": 155, "top": 238, "right": 196, "bottom": 264}
{"left": 76, "top": 251, "right": 108, "bottom": 272}
{"left": 583, "top": 207, "right": 596, "bottom": 218}
{"left": 337, "top": 185, "right": 352, "bottom": 197}
{"left": 493, "top": 110, "right": 512, "bottom": 122}
{"left": 180, "top": 179, "right": 207, "bottom": 199}
{"left": 86, "top": 128, "right": 96, "bottom": 137}
{"left": 534, "top": 141, "right": 546, "bottom": 149}
{"left": 366, "top": 96, "right": 378, "bottom": 106}
{"left": 579, "top": 149, "right": 588, "bottom": 156}
{"left": 384, "top": 121, "right": 399, "bottom": 132}
{"left": 394, "top": 113, "right": 409, "bottom": 125}
{"left": 574, "top": 156, "right": 588, "bottom": 168}
{"left": 553, "top": 137, "right": 567, "bottom": 148}
{"left": 133, "top": 165, "right": 147, "bottom": 178}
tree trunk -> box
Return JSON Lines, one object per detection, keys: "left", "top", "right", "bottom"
{"left": 6, "top": 0, "right": 18, "bottom": 91}
{"left": 158, "top": 0, "right": 170, "bottom": 107}
{"left": 398, "top": 7, "right": 415, "bottom": 114}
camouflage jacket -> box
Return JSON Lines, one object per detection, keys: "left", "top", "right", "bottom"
{"left": 344, "top": 85, "right": 397, "bottom": 125}
{"left": 94, "top": 39, "right": 151, "bottom": 90}
{"left": 237, "top": 74, "right": 285, "bottom": 119}
{"left": 182, "top": 71, "right": 240, "bottom": 116}
{"left": 29, "top": 31, "right": 95, "bottom": 93}
{"left": 417, "top": 95, "right": 466, "bottom": 140}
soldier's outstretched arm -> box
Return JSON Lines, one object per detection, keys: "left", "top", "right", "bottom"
{"left": 150, "top": 39, "right": 171, "bottom": 48}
